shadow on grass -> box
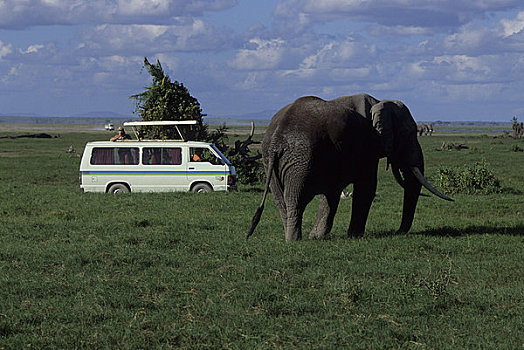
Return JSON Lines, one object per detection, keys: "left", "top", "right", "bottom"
{"left": 413, "top": 224, "right": 524, "bottom": 237}
{"left": 239, "top": 187, "right": 264, "bottom": 193}
{"left": 365, "top": 224, "right": 524, "bottom": 239}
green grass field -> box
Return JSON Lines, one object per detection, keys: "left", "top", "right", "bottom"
{"left": 0, "top": 126, "right": 523, "bottom": 348}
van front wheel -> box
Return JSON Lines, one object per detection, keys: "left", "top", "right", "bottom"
{"left": 192, "top": 183, "right": 213, "bottom": 193}
{"left": 108, "top": 184, "right": 129, "bottom": 194}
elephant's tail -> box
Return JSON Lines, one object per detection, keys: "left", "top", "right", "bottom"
{"left": 247, "top": 152, "right": 275, "bottom": 239}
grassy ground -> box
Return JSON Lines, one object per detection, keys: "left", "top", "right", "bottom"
{"left": 0, "top": 126, "right": 523, "bottom": 348}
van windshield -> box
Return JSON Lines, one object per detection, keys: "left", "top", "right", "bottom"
{"left": 210, "top": 145, "right": 231, "bottom": 166}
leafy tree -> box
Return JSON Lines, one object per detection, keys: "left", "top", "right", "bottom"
{"left": 130, "top": 57, "right": 207, "bottom": 140}
{"left": 130, "top": 57, "right": 264, "bottom": 185}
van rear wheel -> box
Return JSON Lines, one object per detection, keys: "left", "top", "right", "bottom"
{"left": 108, "top": 184, "right": 129, "bottom": 194}
{"left": 192, "top": 183, "right": 213, "bottom": 193}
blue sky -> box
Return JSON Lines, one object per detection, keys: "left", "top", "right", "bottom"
{"left": 0, "top": 1, "right": 523, "bottom": 121}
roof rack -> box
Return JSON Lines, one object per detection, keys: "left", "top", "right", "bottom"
{"left": 123, "top": 120, "right": 198, "bottom": 141}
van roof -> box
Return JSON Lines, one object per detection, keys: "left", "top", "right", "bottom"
{"left": 122, "top": 120, "right": 198, "bottom": 141}
{"left": 86, "top": 140, "right": 212, "bottom": 147}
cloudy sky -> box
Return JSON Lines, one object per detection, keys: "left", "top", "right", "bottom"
{"left": 0, "top": 0, "right": 523, "bottom": 121}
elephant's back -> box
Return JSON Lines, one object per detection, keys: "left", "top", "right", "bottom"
{"left": 263, "top": 95, "right": 362, "bottom": 152}
{"left": 262, "top": 97, "right": 329, "bottom": 173}
{"left": 263, "top": 96, "right": 325, "bottom": 146}
{"left": 271, "top": 96, "right": 335, "bottom": 134}
{"left": 331, "top": 93, "right": 380, "bottom": 120}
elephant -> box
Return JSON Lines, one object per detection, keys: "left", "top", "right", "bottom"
{"left": 417, "top": 123, "right": 433, "bottom": 136}
{"left": 247, "top": 93, "right": 453, "bottom": 241}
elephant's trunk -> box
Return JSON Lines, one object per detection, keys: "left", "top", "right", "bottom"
{"left": 393, "top": 165, "right": 454, "bottom": 233}
{"left": 396, "top": 166, "right": 422, "bottom": 234}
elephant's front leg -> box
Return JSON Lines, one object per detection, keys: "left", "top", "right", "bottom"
{"left": 348, "top": 176, "right": 377, "bottom": 237}
{"left": 309, "top": 193, "right": 340, "bottom": 239}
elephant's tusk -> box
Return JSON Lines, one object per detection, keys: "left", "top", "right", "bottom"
{"left": 393, "top": 166, "right": 430, "bottom": 197}
{"left": 411, "top": 167, "right": 454, "bottom": 201}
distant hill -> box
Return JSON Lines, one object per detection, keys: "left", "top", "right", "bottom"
{"left": 0, "top": 115, "right": 133, "bottom": 125}
{"left": 0, "top": 114, "right": 512, "bottom": 129}
{"left": 0, "top": 111, "right": 274, "bottom": 126}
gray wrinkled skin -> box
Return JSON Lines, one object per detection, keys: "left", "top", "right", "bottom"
{"left": 249, "top": 93, "right": 423, "bottom": 241}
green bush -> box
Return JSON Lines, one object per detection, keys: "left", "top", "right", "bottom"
{"left": 438, "top": 161, "right": 501, "bottom": 194}
{"left": 206, "top": 124, "right": 264, "bottom": 185}
{"left": 227, "top": 153, "right": 264, "bottom": 185}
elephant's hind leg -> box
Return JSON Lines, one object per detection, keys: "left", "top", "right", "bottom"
{"left": 269, "top": 180, "right": 287, "bottom": 231}
{"left": 309, "top": 193, "right": 340, "bottom": 239}
{"left": 283, "top": 186, "right": 311, "bottom": 241}
{"left": 285, "top": 206, "right": 304, "bottom": 241}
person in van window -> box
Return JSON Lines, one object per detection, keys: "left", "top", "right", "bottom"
{"left": 110, "top": 127, "right": 131, "bottom": 142}
{"left": 192, "top": 148, "right": 204, "bottom": 162}
{"left": 118, "top": 148, "right": 133, "bottom": 164}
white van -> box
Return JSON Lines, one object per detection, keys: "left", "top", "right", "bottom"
{"left": 79, "top": 122, "right": 236, "bottom": 193}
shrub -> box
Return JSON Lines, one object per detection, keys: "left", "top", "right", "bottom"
{"left": 438, "top": 161, "right": 502, "bottom": 194}
{"left": 207, "top": 123, "right": 264, "bottom": 185}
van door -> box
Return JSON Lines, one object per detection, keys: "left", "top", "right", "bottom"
{"left": 187, "top": 146, "right": 228, "bottom": 191}
{"left": 140, "top": 146, "right": 186, "bottom": 192}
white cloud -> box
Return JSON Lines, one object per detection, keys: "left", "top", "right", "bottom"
{"left": 501, "top": 11, "right": 524, "bottom": 37}
{"left": 300, "top": 39, "right": 376, "bottom": 69}
{"left": 114, "top": 0, "right": 172, "bottom": 17}
{"left": 434, "top": 55, "right": 492, "bottom": 77}
{"left": 443, "top": 23, "right": 497, "bottom": 54}
{"left": 274, "top": 0, "right": 524, "bottom": 32}
{"left": 0, "top": 0, "right": 523, "bottom": 120}
{"left": 20, "top": 44, "right": 45, "bottom": 54}
{"left": 78, "top": 19, "right": 238, "bottom": 54}
{"left": 0, "top": 41, "right": 12, "bottom": 59}
{"left": 0, "top": 0, "right": 237, "bottom": 28}
{"left": 369, "top": 25, "right": 432, "bottom": 36}
{"left": 228, "top": 38, "right": 287, "bottom": 70}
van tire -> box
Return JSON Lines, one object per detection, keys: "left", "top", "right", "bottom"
{"left": 192, "top": 183, "right": 213, "bottom": 193}
{"left": 108, "top": 184, "right": 129, "bottom": 194}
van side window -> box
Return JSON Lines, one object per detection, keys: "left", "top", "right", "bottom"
{"left": 91, "top": 148, "right": 113, "bottom": 165}
{"left": 190, "top": 147, "right": 221, "bottom": 165}
{"left": 190, "top": 147, "right": 211, "bottom": 163}
{"left": 143, "top": 148, "right": 182, "bottom": 165}
{"left": 91, "top": 147, "right": 139, "bottom": 165}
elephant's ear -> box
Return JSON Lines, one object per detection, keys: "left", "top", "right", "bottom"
{"left": 371, "top": 101, "right": 395, "bottom": 157}
{"left": 371, "top": 100, "right": 417, "bottom": 158}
